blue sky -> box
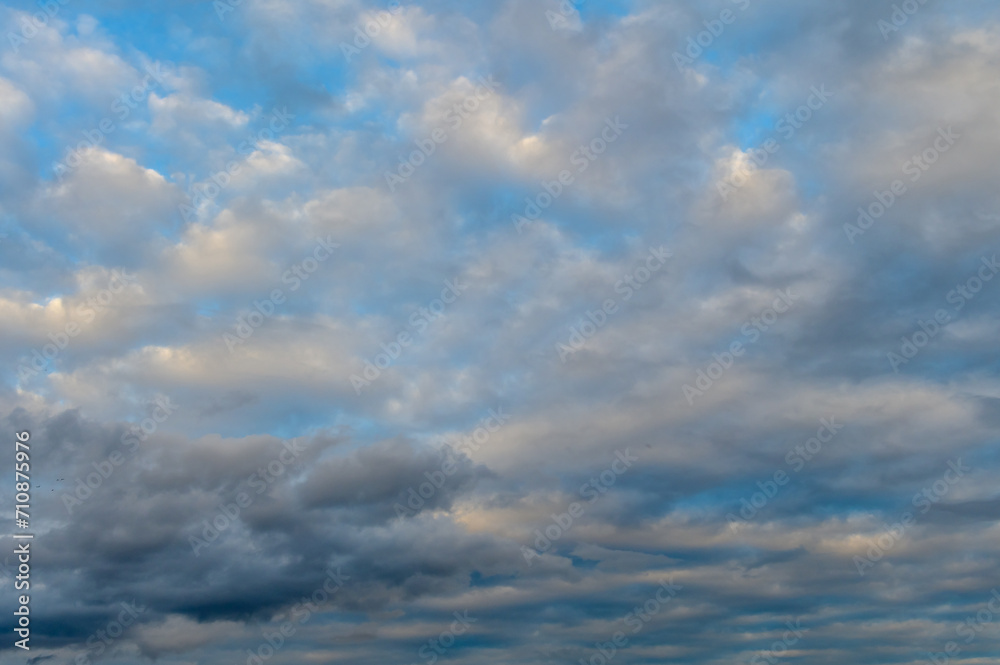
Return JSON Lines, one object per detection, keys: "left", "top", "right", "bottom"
{"left": 2, "top": 0, "right": 1000, "bottom": 663}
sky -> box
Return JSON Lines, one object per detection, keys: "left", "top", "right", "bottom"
{"left": 1, "top": 0, "right": 1000, "bottom": 663}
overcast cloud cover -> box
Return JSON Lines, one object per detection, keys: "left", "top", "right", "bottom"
{"left": 1, "top": 0, "right": 1000, "bottom": 663}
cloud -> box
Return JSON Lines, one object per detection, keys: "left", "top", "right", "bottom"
{"left": 2, "top": 1, "right": 1000, "bottom": 663}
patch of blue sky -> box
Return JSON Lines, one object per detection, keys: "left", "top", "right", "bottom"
{"left": 13, "top": 221, "right": 86, "bottom": 267}
{"left": 469, "top": 570, "right": 519, "bottom": 586}
{"left": 74, "top": 4, "right": 214, "bottom": 64}
{"left": 210, "top": 404, "right": 353, "bottom": 443}
{"left": 194, "top": 299, "right": 224, "bottom": 318}
{"left": 733, "top": 105, "right": 779, "bottom": 150}
{"left": 576, "top": 0, "right": 632, "bottom": 22}
{"left": 794, "top": 173, "right": 825, "bottom": 201}
{"left": 569, "top": 554, "right": 601, "bottom": 569}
